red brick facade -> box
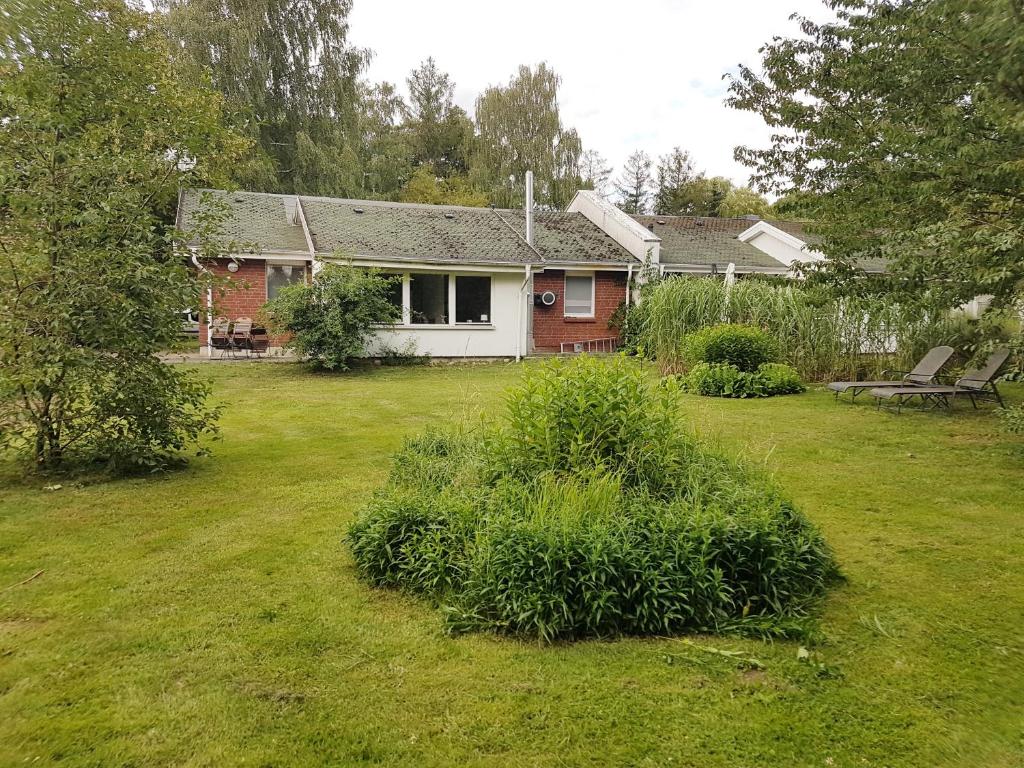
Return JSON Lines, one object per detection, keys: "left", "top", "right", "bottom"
{"left": 531, "top": 269, "right": 628, "bottom": 353}
{"left": 198, "top": 258, "right": 306, "bottom": 346}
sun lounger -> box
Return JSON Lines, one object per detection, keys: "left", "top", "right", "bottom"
{"left": 827, "top": 345, "right": 954, "bottom": 401}
{"left": 869, "top": 348, "right": 1010, "bottom": 413}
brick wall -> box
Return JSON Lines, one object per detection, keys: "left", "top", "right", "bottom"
{"left": 198, "top": 258, "right": 301, "bottom": 346}
{"left": 531, "top": 269, "right": 628, "bottom": 352}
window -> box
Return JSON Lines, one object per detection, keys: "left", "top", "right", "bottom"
{"left": 455, "top": 276, "right": 491, "bottom": 323}
{"left": 381, "top": 273, "right": 403, "bottom": 313}
{"left": 410, "top": 273, "right": 448, "bottom": 324}
{"left": 564, "top": 274, "right": 594, "bottom": 317}
{"left": 266, "top": 263, "right": 307, "bottom": 301}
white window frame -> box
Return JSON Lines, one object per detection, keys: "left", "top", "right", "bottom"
{"left": 265, "top": 260, "right": 308, "bottom": 301}
{"left": 384, "top": 272, "right": 494, "bottom": 328}
{"left": 563, "top": 271, "right": 595, "bottom": 318}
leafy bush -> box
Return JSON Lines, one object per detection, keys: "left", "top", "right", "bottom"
{"left": 1001, "top": 405, "right": 1024, "bottom": 435}
{"left": 263, "top": 262, "right": 400, "bottom": 370}
{"left": 348, "top": 356, "right": 836, "bottom": 642}
{"left": 683, "top": 324, "right": 778, "bottom": 372}
{"left": 756, "top": 363, "right": 807, "bottom": 395}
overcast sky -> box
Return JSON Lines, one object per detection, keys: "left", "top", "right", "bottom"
{"left": 349, "top": 0, "right": 828, "bottom": 190}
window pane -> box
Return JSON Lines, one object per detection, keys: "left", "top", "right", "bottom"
{"left": 410, "top": 273, "right": 448, "bottom": 324}
{"left": 564, "top": 275, "right": 593, "bottom": 316}
{"left": 266, "top": 263, "right": 306, "bottom": 301}
{"left": 380, "top": 273, "right": 403, "bottom": 313}
{"left": 455, "top": 276, "right": 491, "bottom": 323}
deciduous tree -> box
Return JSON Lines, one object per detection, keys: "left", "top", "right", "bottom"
{"left": 473, "top": 63, "right": 584, "bottom": 209}
{"left": 158, "top": 0, "right": 370, "bottom": 196}
{"left": 728, "top": 0, "right": 1024, "bottom": 307}
{"left": 0, "top": 0, "right": 244, "bottom": 470}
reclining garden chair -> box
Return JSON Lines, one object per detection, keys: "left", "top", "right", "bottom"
{"left": 869, "top": 348, "right": 1010, "bottom": 413}
{"left": 248, "top": 326, "right": 270, "bottom": 358}
{"left": 209, "top": 317, "right": 232, "bottom": 358}
{"left": 827, "top": 345, "right": 954, "bottom": 401}
{"left": 230, "top": 317, "right": 253, "bottom": 358}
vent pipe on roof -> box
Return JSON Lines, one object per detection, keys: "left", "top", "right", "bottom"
{"left": 525, "top": 170, "right": 534, "bottom": 247}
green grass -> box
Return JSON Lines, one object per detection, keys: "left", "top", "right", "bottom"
{"left": 1, "top": 362, "right": 1022, "bottom": 767}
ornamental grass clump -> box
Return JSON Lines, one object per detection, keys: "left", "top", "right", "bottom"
{"left": 348, "top": 356, "right": 836, "bottom": 642}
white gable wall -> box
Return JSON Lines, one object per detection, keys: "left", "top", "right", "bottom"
{"left": 737, "top": 221, "right": 822, "bottom": 269}
{"left": 567, "top": 191, "right": 660, "bottom": 265}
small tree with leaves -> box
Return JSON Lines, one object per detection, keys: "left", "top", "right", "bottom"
{"left": 0, "top": 0, "right": 246, "bottom": 472}
{"left": 263, "top": 263, "right": 401, "bottom": 370}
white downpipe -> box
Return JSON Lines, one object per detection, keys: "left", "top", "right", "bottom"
{"left": 626, "top": 263, "right": 633, "bottom": 305}
{"left": 525, "top": 171, "right": 534, "bottom": 247}
{"left": 191, "top": 253, "right": 214, "bottom": 357}
{"left": 516, "top": 264, "right": 532, "bottom": 362}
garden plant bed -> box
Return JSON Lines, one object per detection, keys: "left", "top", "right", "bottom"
{"left": 1, "top": 362, "right": 1022, "bottom": 766}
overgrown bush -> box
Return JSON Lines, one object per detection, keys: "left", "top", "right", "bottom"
{"left": 348, "top": 356, "right": 836, "bottom": 642}
{"left": 683, "top": 324, "right": 778, "bottom": 372}
{"left": 263, "top": 261, "right": 400, "bottom": 370}
{"left": 683, "top": 362, "right": 805, "bottom": 398}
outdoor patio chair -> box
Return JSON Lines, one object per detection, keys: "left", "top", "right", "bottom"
{"left": 869, "top": 348, "right": 1010, "bottom": 413}
{"left": 826, "top": 345, "right": 954, "bottom": 401}
{"left": 209, "top": 317, "right": 232, "bottom": 358}
{"left": 248, "top": 326, "right": 270, "bottom": 358}
{"left": 230, "top": 317, "right": 253, "bottom": 358}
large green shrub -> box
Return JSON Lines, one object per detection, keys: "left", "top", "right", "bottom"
{"left": 263, "top": 262, "right": 401, "bottom": 371}
{"left": 348, "top": 356, "right": 836, "bottom": 642}
{"left": 683, "top": 324, "right": 779, "bottom": 372}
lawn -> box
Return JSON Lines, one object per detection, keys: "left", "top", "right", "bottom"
{"left": 1, "top": 361, "right": 1022, "bottom": 767}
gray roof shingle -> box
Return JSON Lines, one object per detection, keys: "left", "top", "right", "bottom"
{"left": 632, "top": 215, "right": 794, "bottom": 269}
{"left": 179, "top": 189, "right": 633, "bottom": 266}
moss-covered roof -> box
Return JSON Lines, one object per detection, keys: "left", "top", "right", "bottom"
{"left": 178, "top": 189, "right": 633, "bottom": 265}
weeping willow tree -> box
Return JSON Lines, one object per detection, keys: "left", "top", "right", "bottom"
{"left": 472, "top": 63, "right": 584, "bottom": 209}
{"left": 157, "top": 0, "right": 370, "bottom": 196}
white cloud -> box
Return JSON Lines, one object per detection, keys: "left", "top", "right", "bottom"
{"left": 350, "top": 0, "right": 828, "bottom": 189}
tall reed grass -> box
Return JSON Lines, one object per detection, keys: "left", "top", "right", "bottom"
{"left": 637, "top": 277, "right": 965, "bottom": 381}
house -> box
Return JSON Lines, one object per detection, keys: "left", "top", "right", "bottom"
{"left": 176, "top": 187, "right": 853, "bottom": 359}
{"left": 176, "top": 188, "right": 637, "bottom": 358}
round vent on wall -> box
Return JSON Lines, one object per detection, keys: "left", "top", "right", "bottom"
{"left": 533, "top": 290, "right": 557, "bottom": 307}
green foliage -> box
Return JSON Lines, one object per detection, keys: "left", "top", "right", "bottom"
{"left": 484, "top": 356, "right": 691, "bottom": 496}
{"left": 728, "top": 0, "right": 1024, "bottom": 309}
{"left": 683, "top": 362, "right": 805, "bottom": 399}
{"left": 0, "top": 0, "right": 242, "bottom": 471}
{"left": 719, "top": 186, "right": 772, "bottom": 218}
{"left": 683, "top": 324, "right": 779, "bottom": 372}
{"left": 348, "top": 356, "right": 836, "bottom": 642}
{"left": 1001, "top": 406, "right": 1024, "bottom": 435}
{"left": 473, "top": 63, "right": 583, "bottom": 209}
{"left": 159, "top": 0, "right": 370, "bottom": 196}
{"left": 640, "top": 277, "right": 969, "bottom": 381}
{"left": 405, "top": 58, "right": 474, "bottom": 178}
{"left": 756, "top": 363, "right": 807, "bottom": 395}
{"left": 398, "top": 166, "right": 487, "bottom": 207}
{"left": 263, "top": 262, "right": 400, "bottom": 371}
{"left": 614, "top": 150, "right": 653, "bottom": 214}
